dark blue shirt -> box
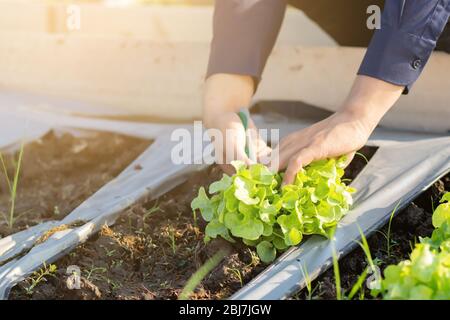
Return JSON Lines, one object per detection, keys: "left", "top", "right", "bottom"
{"left": 359, "top": 0, "right": 450, "bottom": 93}
{"left": 207, "top": 0, "right": 450, "bottom": 94}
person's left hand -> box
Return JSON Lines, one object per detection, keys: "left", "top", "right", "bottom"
{"left": 270, "top": 109, "right": 374, "bottom": 185}
{"left": 268, "top": 76, "right": 404, "bottom": 185}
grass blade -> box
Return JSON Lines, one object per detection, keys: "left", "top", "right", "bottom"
{"left": 0, "top": 151, "right": 12, "bottom": 193}
{"left": 299, "top": 262, "right": 313, "bottom": 300}
{"left": 330, "top": 228, "right": 342, "bottom": 300}
{"left": 347, "top": 269, "right": 368, "bottom": 300}
{"left": 9, "top": 142, "right": 25, "bottom": 228}
{"left": 179, "top": 249, "right": 227, "bottom": 300}
{"left": 387, "top": 199, "right": 402, "bottom": 257}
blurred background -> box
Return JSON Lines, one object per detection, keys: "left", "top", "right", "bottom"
{"left": 0, "top": 0, "right": 448, "bottom": 132}
{"left": 0, "top": 0, "right": 339, "bottom": 121}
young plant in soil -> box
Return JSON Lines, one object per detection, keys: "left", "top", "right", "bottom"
{"left": 0, "top": 142, "right": 25, "bottom": 229}
{"left": 192, "top": 158, "right": 355, "bottom": 263}
{"left": 23, "top": 263, "right": 58, "bottom": 296}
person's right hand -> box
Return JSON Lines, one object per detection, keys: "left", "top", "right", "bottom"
{"left": 203, "top": 74, "right": 271, "bottom": 175}
{"left": 204, "top": 111, "right": 271, "bottom": 175}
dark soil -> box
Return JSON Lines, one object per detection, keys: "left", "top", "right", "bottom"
{"left": 9, "top": 143, "right": 376, "bottom": 300}
{"left": 0, "top": 131, "right": 151, "bottom": 237}
{"left": 293, "top": 173, "right": 450, "bottom": 300}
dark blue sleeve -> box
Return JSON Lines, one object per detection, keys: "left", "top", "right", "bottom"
{"left": 358, "top": 0, "right": 450, "bottom": 93}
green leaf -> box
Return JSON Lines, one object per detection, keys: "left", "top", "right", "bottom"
{"left": 263, "top": 223, "right": 273, "bottom": 237}
{"left": 410, "top": 244, "right": 437, "bottom": 283}
{"left": 191, "top": 187, "right": 215, "bottom": 222}
{"left": 224, "top": 211, "right": 264, "bottom": 240}
{"left": 209, "top": 174, "right": 232, "bottom": 194}
{"left": 259, "top": 200, "right": 278, "bottom": 224}
{"left": 440, "top": 192, "right": 450, "bottom": 203}
{"left": 314, "top": 181, "right": 330, "bottom": 200}
{"left": 205, "top": 219, "right": 235, "bottom": 243}
{"left": 234, "top": 177, "right": 259, "bottom": 205}
{"left": 409, "top": 285, "right": 433, "bottom": 300}
{"left": 432, "top": 203, "right": 450, "bottom": 229}
{"left": 273, "top": 236, "right": 289, "bottom": 250}
{"left": 281, "top": 190, "right": 298, "bottom": 210}
{"left": 224, "top": 186, "right": 238, "bottom": 212}
{"left": 249, "top": 163, "right": 275, "bottom": 185}
{"left": 256, "top": 241, "right": 277, "bottom": 263}
{"left": 231, "top": 160, "right": 246, "bottom": 174}
{"left": 285, "top": 228, "right": 303, "bottom": 246}
{"left": 277, "top": 212, "right": 302, "bottom": 235}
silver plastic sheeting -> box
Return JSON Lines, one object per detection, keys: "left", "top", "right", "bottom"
{"left": 231, "top": 136, "right": 450, "bottom": 300}
{"left": 0, "top": 94, "right": 449, "bottom": 300}
{"left": 0, "top": 132, "right": 209, "bottom": 299}
{"left": 0, "top": 92, "right": 185, "bottom": 150}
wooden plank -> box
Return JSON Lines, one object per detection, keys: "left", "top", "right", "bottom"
{"left": 0, "top": 2, "right": 336, "bottom": 45}
{"left": 0, "top": 32, "right": 448, "bottom": 132}
{"left": 0, "top": 33, "right": 208, "bottom": 120}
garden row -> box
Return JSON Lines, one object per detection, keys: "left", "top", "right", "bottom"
{"left": 2, "top": 131, "right": 449, "bottom": 300}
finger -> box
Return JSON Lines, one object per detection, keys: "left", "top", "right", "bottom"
{"left": 282, "top": 147, "right": 317, "bottom": 186}
{"left": 268, "top": 142, "right": 304, "bottom": 174}
{"left": 342, "top": 152, "right": 355, "bottom": 168}
{"left": 271, "top": 131, "right": 312, "bottom": 173}
{"left": 221, "top": 122, "right": 252, "bottom": 166}
{"left": 267, "top": 144, "right": 281, "bottom": 173}
{"left": 247, "top": 120, "right": 273, "bottom": 163}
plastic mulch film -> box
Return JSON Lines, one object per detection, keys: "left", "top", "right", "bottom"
{"left": 230, "top": 109, "right": 450, "bottom": 299}
{"left": 0, "top": 132, "right": 209, "bottom": 299}
{"left": 0, "top": 95, "right": 186, "bottom": 150}
{"left": 0, "top": 99, "right": 449, "bottom": 300}
{"left": 231, "top": 136, "right": 450, "bottom": 300}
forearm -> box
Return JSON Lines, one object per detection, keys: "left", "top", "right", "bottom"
{"left": 203, "top": 73, "right": 254, "bottom": 127}
{"left": 340, "top": 75, "right": 404, "bottom": 132}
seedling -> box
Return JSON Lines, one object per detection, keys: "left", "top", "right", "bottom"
{"left": 192, "top": 158, "right": 355, "bottom": 263}
{"left": 348, "top": 226, "right": 380, "bottom": 299}
{"left": 299, "top": 262, "right": 313, "bottom": 300}
{"left": 330, "top": 235, "right": 342, "bottom": 300}
{"left": 167, "top": 227, "right": 177, "bottom": 254}
{"left": 0, "top": 142, "right": 25, "bottom": 229}
{"left": 23, "top": 263, "right": 57, "bottom": 296}
{"left": 228, "top": 268, "right": 244, "bottom": 287}
{"left": 347, "top": 269, "right": 368, "bottom": 300}
{"left": 84, "top": 266, "right": 107, "bottom": 282}
{"left": 386, "top": 200, "right": 402, "bottom": 257}
{"left": 100, "top": 245, "right": 116, "bottom": 257}
{"left": 143, "top": 201, "right": 163, "bottom": 223}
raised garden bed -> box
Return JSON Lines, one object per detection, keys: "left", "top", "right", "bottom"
{"left": 7, "top": 137, "right": 376, "bottom": 300}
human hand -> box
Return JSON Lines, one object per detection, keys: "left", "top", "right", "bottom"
{"left": 203, "top": 73, "right": 272, "bottom": 174}
{"left": 270, "top": 109, "right": 371, "bottom": 185}
{"left": 270, "top": 75, "right": 404, "bottom": 185}
{"left": 205, "top": 111, "right": 271, "bottom": 175}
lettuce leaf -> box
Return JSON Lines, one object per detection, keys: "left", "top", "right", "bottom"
{"left": 191, "top": 157, "right": 355, "bottom": 263}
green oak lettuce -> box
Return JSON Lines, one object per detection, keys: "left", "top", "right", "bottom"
{"left": 191, "top": 158, "right": 355, "bottom": 263}
{"left": 375, "top": 192, "right": 450, "bottom": 300}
